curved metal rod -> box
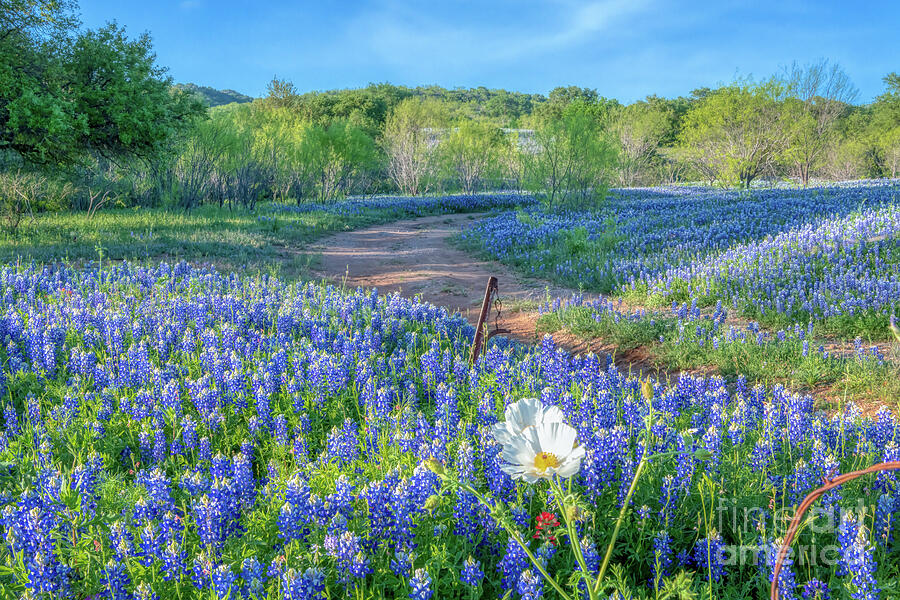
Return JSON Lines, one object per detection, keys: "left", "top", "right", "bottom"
{"left": 771, "top": 461, "right": 900, "bottom": 600}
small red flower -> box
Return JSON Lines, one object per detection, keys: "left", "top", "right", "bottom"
{"left": 534, "top": 511, "right": 561, "bottom": 545}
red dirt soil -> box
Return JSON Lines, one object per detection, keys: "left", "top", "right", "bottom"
{"left": 307, "top": 213, "right": 576, "bottom": 324}
{"left": 305, "top": 213, "right": 694, "bottom": 381}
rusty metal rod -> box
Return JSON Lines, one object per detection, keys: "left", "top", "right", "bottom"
{"left": 470, "top": 276, "right": 498, "bottom": 363}
{"left": 771, "top": 461, "right": 900, "bottom": 600}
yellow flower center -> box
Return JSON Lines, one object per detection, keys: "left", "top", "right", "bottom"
{"left": 534, "top": 452, "right": 560, "bottom": 472}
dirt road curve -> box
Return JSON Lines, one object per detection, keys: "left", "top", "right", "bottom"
{"left": 307, "top": 213, "right": 584, "bottom": 346}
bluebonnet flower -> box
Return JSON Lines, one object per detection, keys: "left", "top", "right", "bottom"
{"left": 152, "top": 427, "right": 167, "bottom": 463}
{"left": 511, "top": 505, "right": 530, "bottom": 529}
{"left": 240, "top": 557, "right": 266, "bottom": 598}
{"left": 282, "top": 567, "right": 326, "bottom": 600}
{"left": 837, "top": 511, "right": 879, "bottom": 600}
{"left": 409, "top": 568, "right": 433, "bottom": 600}
{"left": 138, "top": 522, "right": 162, "bottom": 566}
{"left": 391, "top": 549, "right": 415, "bottom": 578}
{"left": 517, "top": 569, "right": 543, "bottom": 600}
{"left": 101, "top": 559, "right": 131, "bottom": 599}
{"left": 109, "top": 521, "right": 135, "bottom": 561}
{"left": 71, "top": 453, "right": 103, "bottom": 518}
{"left": 454, "top": 441, "right": 481, "bottom": 541}
{"left": 24, "top": 550, "right": 72, "bottom": 598}
{"left": 694, "top": 531, "right": 726, "bottom": 583}
{"left": 2, "top": 402, "right": 20, "bottom": 437}
{"left": 324, "top": 531, "right": 370, "bottom": 585}
{"left": 651, "top": 531, "right": 673, "bottom": 586}
{"left": 274, "top": 414, "right": 289, "bottom": 446}
{"left": 536, "top": 542, "right": 556, "bottom": 569}
{"left": 763, "top": 539, "right": 797, "bottom": 600}
{"left": 329, "top": 474, "right": 354, "bottom": 519}
{"left": 160, "top": 538, "right": 188, "bottom": 582}
{"left": 133, "top": 582, "right": 159, "bottom": 600}
{"left": 233, "top": 452, "right": 256, "bottom": 510}
{"left": 182, "top": 416, "right": 198, "bottom": 451}
{"left": 579, "top": 537, "right": 599, "bottom": 574}
{"left": 199, "top": 436, "right": 212, "bottom": 462}
{"left": 873, "top": 494, "right": 896, "bottom": 546}
{"left": 211, "top": 564, "right": 238, "bottom": 599}
{"left": 211, "top": 453, "right": 231, "bottom": 480}
{"left": 460, "top": 556, "right": 484, "bottom": 587}
{"left": 498, "top": 537, "right": 529, "bottom": 591}
{"left": 802, "top": 579, "right": 830, "bottom": 600}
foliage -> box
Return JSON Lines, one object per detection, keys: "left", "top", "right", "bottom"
{"left": 0, "top": 3, "right": 203, "bottom": 166}
{"left": 608, "top": 102, "right": 673, "bottom": 187}
{"left": 437, "top": 120, "right": 508, "bottom": 194}
{"left": 524, "top": 101, "right": 617, "bottom": 210}
{"left": 781, "top": 60, "right": 858, "bottom": 186}
{"left": 0, "top": 262, "right": 898, "bottom": 599}
{"left": 679, "top": 80, "right": 789, "bottom": 188}
{"left": 173, "top": 83, "right": 253, "bottom": 107}
{"left": 382, "top": 97, "right": 450, "bottom": 196}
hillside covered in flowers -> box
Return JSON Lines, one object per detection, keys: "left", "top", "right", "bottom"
{"left": 0, "top": 261, "right": 896, "bottom": 599}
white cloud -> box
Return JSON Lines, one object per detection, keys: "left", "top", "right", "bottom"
{"left": 345, "top": 0, "right": 654, "bottom": 72}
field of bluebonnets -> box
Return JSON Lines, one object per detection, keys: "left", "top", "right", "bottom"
{"left": 2, "top": 182, "right": 900, "bottom": 600}
{"left": 462, "top": 180, "right": 900, "bottom": 338}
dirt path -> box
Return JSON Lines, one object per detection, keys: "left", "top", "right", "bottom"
{"left": 305, "top": 213, "right": 681, "bottom": 378}
{"left": 307, "top": 213, "right": 570, "bottom": 339}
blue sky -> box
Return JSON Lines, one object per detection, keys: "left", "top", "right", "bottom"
{"left": 77, "top": 0, "right": 899, "bottom": 102}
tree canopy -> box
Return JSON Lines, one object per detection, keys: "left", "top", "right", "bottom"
{"left": 0, "top": 0, "right": 204, "bottom": 166}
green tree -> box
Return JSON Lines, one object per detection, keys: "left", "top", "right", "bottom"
{"left": 438, "top": 120, "right": 506, "bottom": 193}
{"left": 262, "top": 77, "right": 299, "bottom": 109}
{"left": 173, "top": 113, "right": 231, "bottom": 210}
{"left": 879, "top": 127, "right": 900, "bottom": 178}
{"left": 0, "top": 2, "right": 203, "bottom": 165}
{"left": 382, "top": 97, "right": 449, "bottom": 195}
{"left": 872, "top": 73, "right": 900, "bottom": 177}
{"left": 679, "top": 80, "right": 789, "bottom": 188}
{"left": 67, "top": 24, "right": 205, "bottom": 162}
{"left": 305, "top": 120, "right": 378, "bottom": 202}
{"left": 609, "top": 101, "right": 672, "bottom": 186}
{"left": 0, "top": 0, "right": 79, "bottom": 163}
{"left": 524, "top": 101, "right": 617, "bottom": 210}
{"left": 782, "top": 59, "right": 857, "bottom": 186}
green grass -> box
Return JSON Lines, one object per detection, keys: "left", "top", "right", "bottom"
{"left": 538, "top": 304, "right": 900, "bottom": 404}
{"left": 536, "top": 305, "right": 671, "bottom": 351}
{"left": 0, "top": 203, "right": 485, "bottom": 280}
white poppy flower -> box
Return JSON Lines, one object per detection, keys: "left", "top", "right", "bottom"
{"left": 500, "top": 420, "right": 585, "bottom": 483}
{"left": 491, "top": 397, "right": 565, "bottom": 447}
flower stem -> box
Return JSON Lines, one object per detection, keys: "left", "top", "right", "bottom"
{"left": 552, "top": 478, "right": 598, "bottom": 600}
{"left": 459, "top": 481, "right": 574, "bottom": 600}
{"left": 594, "top": 454, "right": 647, "bottom": 596}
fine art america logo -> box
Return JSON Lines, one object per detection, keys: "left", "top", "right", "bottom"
{"left": 707, "top": 496, "right": 883, "bottom": 567}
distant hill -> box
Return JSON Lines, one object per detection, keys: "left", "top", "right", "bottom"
{"left": 174, "top": 83, "right": 253, "bottom": 107}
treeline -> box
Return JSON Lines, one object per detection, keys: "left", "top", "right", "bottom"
{"left": 159, "top": 67, "right": 900, "bottom": 211}
{"left": 2, "top": 2, "right": 900, "bottom": 227}
{"left": 173, "top": 84, "right": 254, "bottom": 108}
